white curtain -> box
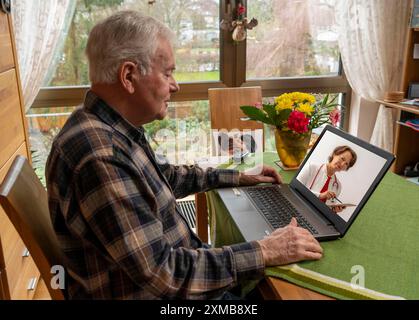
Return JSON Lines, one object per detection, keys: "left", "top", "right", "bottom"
{"left": 12, "top": 0, "right": 75, "bottom": 111}
{"left": 335, "top": 0, "right": 411, "bottom": 152}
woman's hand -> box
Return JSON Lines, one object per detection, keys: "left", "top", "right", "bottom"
{"left": 319, "top": 190, "right": 336, "bottom": 201}
{"left": 331, "top": 205, "right": 346, "bottom": 213}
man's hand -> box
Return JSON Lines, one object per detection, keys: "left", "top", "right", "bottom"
{"left": 257, "top": 218, "right": 323, "bottom": 266}
{"left": 239, "top": 165, "right": 283, "bottom": 186}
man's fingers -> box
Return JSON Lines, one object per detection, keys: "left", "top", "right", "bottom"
{"left": 258, "top": 176, "right": 276, "bottom": 184}
{"left": 289, "top": 217, "right": 298, "bottom": 227}
{"left": 262, "top": 166, "right": 283, "bottom": 184}
{"left": 273, "top": 172, "right": 283, "bottom": 184}
{"left": 239, "top": 166, "right": 283, "bottom": 186}
{"left": 301, "top": 251, "right": 323, "bottom": 261}
{"left": 295, "top": 230, "right": 323, "bottom": 254}
{"left": 268, "top": 170, "right": 283, "bottom": 184}
{"left": 303, "top": 239, "right": 323, "bottom": 254}
{"left": 298, "top": 226, "right": 315, "bottom": 238}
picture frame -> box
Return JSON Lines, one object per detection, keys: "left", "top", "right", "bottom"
{"left": 211, "top": 128, "right": 263, "bottom": 158}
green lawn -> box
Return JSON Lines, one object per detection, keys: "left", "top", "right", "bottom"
{"left": 175, "top": 71, "right": 219, "bottom": 82}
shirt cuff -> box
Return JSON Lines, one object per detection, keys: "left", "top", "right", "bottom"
{"left": 226, "top": 241, "right": 265, "bottom": 281}
{"left": 215, "top": 169, "right": 240, "bottom": 187}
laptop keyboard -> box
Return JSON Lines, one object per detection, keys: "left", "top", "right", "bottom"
{"left": 242, "top": 185, "right": 319, "bottom": 235}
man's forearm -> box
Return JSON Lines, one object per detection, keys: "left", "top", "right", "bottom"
{"left": 161, "top": 164, "right": 239, "bottom": 198}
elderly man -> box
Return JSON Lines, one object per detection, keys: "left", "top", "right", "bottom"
{"left": 46, "top": 10, "right": 323, "bottom": 300}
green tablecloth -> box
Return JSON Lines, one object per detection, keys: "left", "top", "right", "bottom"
{"left": 207, "top": 152, "right": 419, "bottom": 300}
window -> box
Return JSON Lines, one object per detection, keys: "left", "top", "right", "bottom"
{"left": 47, "top": 0, "right": 220, "bottom": 86}
{"left": 144, "top": 100, "right": 211, "bottom": 165}
{"left": 30, "top": 0, "right": 351, "bottom": 180}
{"left": 247, "top": 0, "right": 340, "bottom": 79}
{"left": 27, "top": 106, "right": 76, "bottom": 185}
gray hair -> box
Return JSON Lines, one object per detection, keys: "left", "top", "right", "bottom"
{"left": 86, "top": 10, "right": 174, "bottom": 84}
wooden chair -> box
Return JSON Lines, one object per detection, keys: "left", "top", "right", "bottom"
{"left": 208, "top": 86, "right": 264, "bottom": 133}
{"left": 0, "top": 155, "right": 65, "bottom": 300}
{"left": 195, "top": 86, "right": 264, "bottom": 242}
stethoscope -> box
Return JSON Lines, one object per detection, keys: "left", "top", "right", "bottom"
{"left": 309, "top": 164, "right": 339, "bottom": 192}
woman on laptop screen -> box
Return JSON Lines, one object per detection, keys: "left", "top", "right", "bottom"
{"left": 298, "top": 145, "right": 357, "bottom": 213}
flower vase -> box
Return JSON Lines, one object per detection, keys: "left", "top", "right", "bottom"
{"left": 274, "top": 129, "right": 311, "bottom": 168}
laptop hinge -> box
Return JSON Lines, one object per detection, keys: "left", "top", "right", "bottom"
{"left": 290, "top": 186, "right": 334, "bottom": 226}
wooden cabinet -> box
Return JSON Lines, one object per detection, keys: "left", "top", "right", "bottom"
{"left": 380, "top": 27, "right": 419, "bottom": 174}
{"left": 393, "top": 26, "right": 419, "bottom": 174}
{"left": 0, "top": 11, "right": 14, "bottom": 73}
{"left": 0, "top": 10, "right": 47, "bottom": 299}
{"left": 377, "top": 99, "right": 419, "bottom": 174}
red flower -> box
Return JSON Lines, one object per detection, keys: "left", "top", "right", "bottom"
{"left": 237, "top": 4, "right": 246, "bottom": 16}
{"left": 288, "top": 111, "right": 309, "bottom": 133}
{"left": 329, "top": 109, "right": 340, "bottom": 126}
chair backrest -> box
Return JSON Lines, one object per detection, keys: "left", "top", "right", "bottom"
{"left": 208, "top": 86, "right": 264, "bottom": 131}
{"left": 0, "top": 155, "right": 65, "bottom": 300}
{"left": 208, "top": 86, "right": 264, "bottom": 153}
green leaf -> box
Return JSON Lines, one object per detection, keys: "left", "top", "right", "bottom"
{"left": 240, "top": 106, "right": 273, "bottom": 125}
{"left": 262, "top": 104, "right": 278, "bottom": 125}
{"left": 277, "top": 109, "right": 292, "bottom": 123}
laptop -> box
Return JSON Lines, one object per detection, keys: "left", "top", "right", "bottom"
{"left": 217, "top": 125, "right": 395, "bottom": 241}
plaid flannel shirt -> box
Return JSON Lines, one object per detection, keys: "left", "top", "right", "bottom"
{"left": 46, "top": 91, "right": 264, "bottom": 299}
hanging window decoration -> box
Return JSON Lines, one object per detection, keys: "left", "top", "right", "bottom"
{"left": 220, "top": 1, "right": 258, "bottom": 42}
{"left": 1, "top": 0, "right": 11, "bottom": 14}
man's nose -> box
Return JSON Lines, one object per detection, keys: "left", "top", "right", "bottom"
{"left": 170, "top": 78, "right": 180, "bottom": 93}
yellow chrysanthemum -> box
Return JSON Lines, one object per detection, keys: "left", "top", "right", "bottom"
{"left": 275, "top": 93, "right": 289, "bottom": 104}
{"left": 290, "top": 92, "right": 303, "bottom": 102}
{"left": 291, "top": 92, "right": 316, "bottom": 104}
{"left": 276, "top": 92, "right": 315, "bottom": 106}
{"left": 304, "top": 94, "right": 316, "bottom": 105}
{"left": 297, "top": 103, "right": 314, "bottom": 116}
{"left": 275, "top": 97, "right": 293, "bottom": 112}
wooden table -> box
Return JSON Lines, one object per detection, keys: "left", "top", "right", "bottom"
{"left": 258, "top": 278, "right": 334, "bottom": 300}
{"left": 196, "top": 191, "right": 332, "bottom": 300}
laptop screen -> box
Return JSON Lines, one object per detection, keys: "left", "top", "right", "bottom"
{"left": 292, "top": 125, "right": 394, "bottom": 235}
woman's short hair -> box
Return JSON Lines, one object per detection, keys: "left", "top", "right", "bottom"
{"left": 328, "top": 145, "right": 357, "bottom": 169}
{"left": 86, "top": 10, "right": 174, "bottom": 84}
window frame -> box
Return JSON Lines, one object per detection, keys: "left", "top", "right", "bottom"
{"left": 32, "top": 0, "right": 351, "bottom": 131}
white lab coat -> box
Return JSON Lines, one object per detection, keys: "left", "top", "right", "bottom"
{"left": 298, "top": 163, "right": 341, "bottom": 198}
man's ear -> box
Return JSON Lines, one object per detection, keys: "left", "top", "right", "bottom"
{"left": 119, "top": 61, "right": 139, "bottom": 94}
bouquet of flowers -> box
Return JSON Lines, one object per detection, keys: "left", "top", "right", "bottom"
{"left": 240, "top": 92, "right": 341, "bottom": 134}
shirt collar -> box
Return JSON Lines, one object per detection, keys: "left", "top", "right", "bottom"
{"left": 83, "top": 90, "right": 145, "bottom": 143}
